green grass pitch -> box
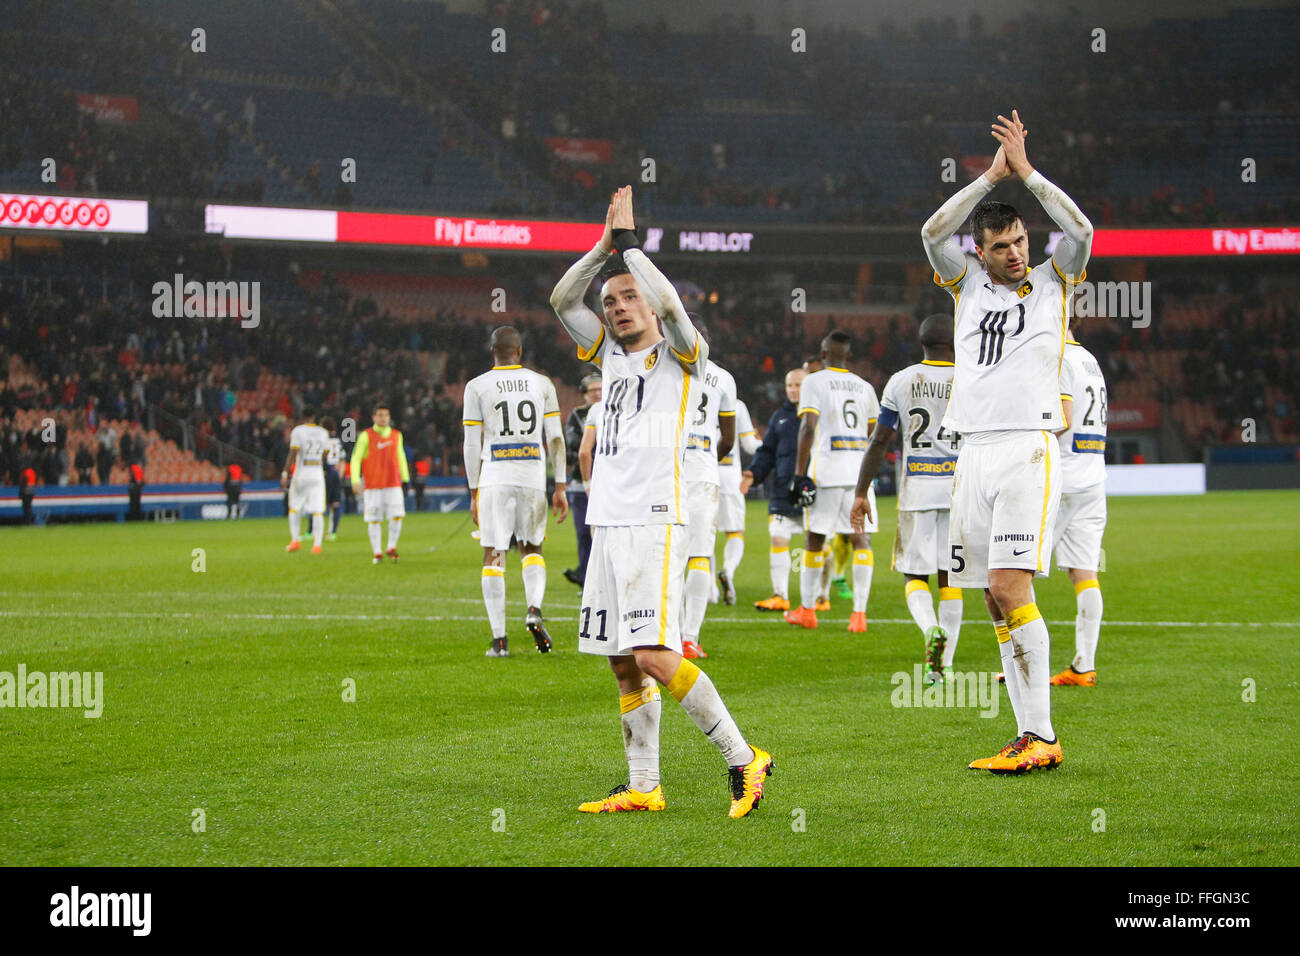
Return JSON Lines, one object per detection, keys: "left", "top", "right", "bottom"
{"left": 1, "top": 490, "right": 1297, "bottom": 866}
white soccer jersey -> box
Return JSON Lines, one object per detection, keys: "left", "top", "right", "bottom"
{"left": 719, "top": 399, "right": 756, "bottom": 495}
{"left": 289, "top": 423, "right": 330, "bottom": 472}
{"left": 878, "top": 360, "right": 959, "bottom": 511}
{"left": 1058, "top": 340, "right": 1107, "bottom": 492}
{"left": 938, "top": 257, "right": 1084, "bottom": 434}
{"left": 587, "top": 338, "right": 696, "bottom": 527}
{"left": 683, "top": 360, "right": 737, "bottom": 486}
{"left": 463, "top": 365, "right": 561, "bottom": 491}
{"left": 324, "top": 436, "right": 343, "bottom": 470}
{"left": 798, "top": 367, "right": 879, "bottom": 488}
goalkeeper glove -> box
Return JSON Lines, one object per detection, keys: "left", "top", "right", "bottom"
{"left": 789, "top": 475, "right": 816, "bottom": 508}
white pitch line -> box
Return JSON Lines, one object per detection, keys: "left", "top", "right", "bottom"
{"left": 0, "top": 609, "right": 1295, "bottom": 628}
{"left": 4, "top": 592, "right": 1296, "bottom": 627}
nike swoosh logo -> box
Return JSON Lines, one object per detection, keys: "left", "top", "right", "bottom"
{"left": 440, "top": 499, "right": 459, "bottom": 513}
{"left": 377, "top": 441, "right": 392, "bottom": 448}
{"left": 629, "top": 623, "right": 652, "bottom": 634}
{"left": 1013, "top": 547, "right": 1031, "bottom": 556}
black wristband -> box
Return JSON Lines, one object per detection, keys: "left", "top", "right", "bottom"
{"left": 612, "top": 228, "right": 641, "bottom": 254}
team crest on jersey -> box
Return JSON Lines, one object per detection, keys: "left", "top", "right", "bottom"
{"left": 645, "top": 349, "right": 658, "bottom": 370}
{"left": 1015, "top": 281, "right": 1033, "bottom": 298}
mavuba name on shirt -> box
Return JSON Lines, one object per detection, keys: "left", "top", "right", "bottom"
{"left": 0, "top": 665, "right": 103, "bottom": 717}
{"left": 50, "top": 886, "right": 150, "bottom": 936}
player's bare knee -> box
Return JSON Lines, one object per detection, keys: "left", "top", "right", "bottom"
{"left": 483, "top": 547, "right": 505, "bottom": 568}
{"left": 609, "top": 655, "right": 644, "bottom": 690}
{"left": 632, "top": 647, "right": 678, "bottom": 684}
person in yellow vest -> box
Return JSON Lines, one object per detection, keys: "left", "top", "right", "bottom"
{"left": 350, "top": 404, "right": 410, "bottom": 564}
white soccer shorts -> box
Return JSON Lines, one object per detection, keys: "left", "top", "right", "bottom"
{"left": 362, "top": 486, "right": 406, "bottom": 522}
{"left": 1052, "top": 481, "right": 1107, "bottom": 573}
{"left": 716, "top": 489, "right": 746, "bottom": 534}
{"left": 685, "top": 481, "right": 719, "bottom": 557}
{"left": 947, "top": 430, "right": 1062, "bottom": 589}
{"left": 579, "top": 524, "right": 688, "bottom": 656}
{"left": 892, "top": 508, "right": 951, "bottom": 576}
{"left": 477, "top": 483, "right": 546, "bottom": 552}
{"left": 768, "top": 513, "right": 802, "bottom": 542}
{"left": 805, "top": 484, "right": 876, "bottom": 537}
{"left": 288, "top": 470, "right": 326, "bottom": 514}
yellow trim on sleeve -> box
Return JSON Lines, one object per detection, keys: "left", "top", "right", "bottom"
{"left": 933, "top": 263, "right": 967, "bottom": 289}
{"left": 576, "top": 327, "right": 605, "bottom": 362}
{"left": 1052, "top": 259, "right": 1087, "bottom": 286}
{"left": 670, "top": 333, "right": 701, "bottom": 367}
{"left": 543, "top": 411, "right": 560, "bottom": 418}
{"left": 462, "top": 420, "right": 482, "bottom": 426}
{"left": 718, "top": 410, "right": 737, "bottom": 417}
{"left": 797, "top": 407, "right": 818, "bottom": 417}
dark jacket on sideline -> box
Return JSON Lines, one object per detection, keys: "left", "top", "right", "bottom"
{"left": 748, "top": 399, "right": 802, "bottom": 517}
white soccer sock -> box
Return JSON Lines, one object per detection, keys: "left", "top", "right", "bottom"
{"left": 995, "top": 620, "right": 1025, "bottom": 735}
{"left": 769, "top": 544, "right": 790, "bottom": 599}
{"left": 522, "top": 553, "right": 546, "bottom": 609}
{"left": 620, "top": 679, "right": 662, "bottom": 792}
{"left": 905, "top": 580, "right": 939, "bottom": 636}
{"left": 367, "top": 521, "right": 383, "bottom": 556}
{"left": 799, "top": 548, "right": 824, "bottom": 610}
{"left": 938, "top": 587, "right": 964, "bottom": 669}
{"left": 387, "top": 517, "right": 402, "bottom": 550}
{"left": 851, "top": 549, "right": 874, "bottom": 613}
{"left": 288, "top": 510, "right": 301, "bottom": 542}
{"left": 1009, "top": 604, "right": 1054, "bottom": 741}
{"left": 668, "top": 660, "right": 752, "bottom": 766}
{"left": 1074, "top": 579, "right": 1103, "bottom": 672}
{"left": 682, "top": 558, "right": 711, "bottom": 640}
{"left": 481, "top": 567, "right": 506, "bottom": 638}
{"left": 723, "top": 533, "right": 744, "bottom": 578}
{"left": 311, "top": 513, "right": 324, "bottom": 548}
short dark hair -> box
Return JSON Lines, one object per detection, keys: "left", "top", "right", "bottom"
{"left": 827, "top": 329, "right": 852, "bottom": 349}
{"left": 970, "top": 200, "right": 1024, "bottom": 246}
{"left": 374, "top": 403, "right": 390, "bottom": 413}
{"left": 301, "top": 405, "right": 316, "bottom": 420}
{"left": 319, "top": 415, "right": 337, "bottom": 432}
{"left": 597, "top": 260, "right": 631, "bottom": 288}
